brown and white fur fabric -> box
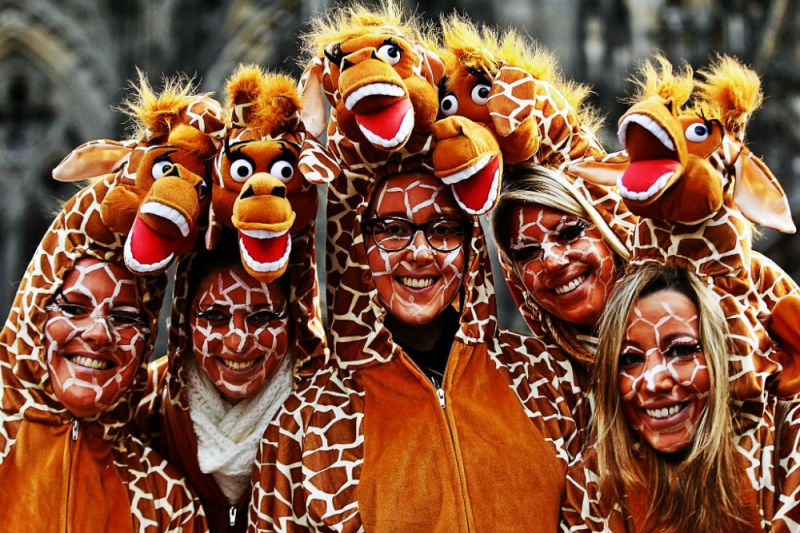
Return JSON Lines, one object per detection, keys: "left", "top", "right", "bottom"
{"left": 0, "top": 178, "right": 206, "bottom": 532}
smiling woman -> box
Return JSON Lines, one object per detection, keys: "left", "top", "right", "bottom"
{"left": 561, "top": 264, "right": 800, "bottom": 532}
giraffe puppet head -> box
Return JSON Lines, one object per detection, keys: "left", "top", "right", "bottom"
{"left": 299, "top": 0, "right": 445, "bottom": 174}
{"left": 53, "top": 71, "right": 226, "bottom": 276}
{"left": 210, "top": 64, "right": 337, "bottom": 283}
{"left": 438, "top": 15, "right": 609, "bottom": 171}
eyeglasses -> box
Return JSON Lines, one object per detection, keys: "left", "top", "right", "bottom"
{"left": 45, "top": 296, "right": 151, "bottom": 336}
{"left": 363, "top": 217, "right": 468, "bottom": 252}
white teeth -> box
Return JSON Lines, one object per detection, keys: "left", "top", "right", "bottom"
{"left": 645, "top": 404, "right": 685, "bottom": 419}
{"left": 358, "top": 107, "right": 414, "bottom": 148}
{"left": 453, "top": 167, "right": 500, "bottom": 215}
{"left": 238, "top": 235, "right": 291, "bottom": 273}
{"left": 345, "top": 83, "right": 405, "bottom": 111}
{"left": 124, "top": 236, "right": 174, "bottom": 273}
{"left": 618, "top": 113, "right": 676, "bottom": 152}
{"left": 617, "top": 170, "right": 674, "bottom": 202}
{"left": 220, "top": 358, "right": 259, "bottom": 371}
{"left": 140, "top": 202, "right": 190, "bottom": 237}
{"left": 440, "top": 154, "right": 493, "bottom": 185}
{"left": 240, "top": 228, "right": 286, "bottom": 239}
{"left": 70, "top": 355, "right": 111, "bottom": 370}
{"left": 400, "top": 277, "right": 434, "bottom": 289}
{"left": 553, "top": 274, "right": 587, "bottom": 295}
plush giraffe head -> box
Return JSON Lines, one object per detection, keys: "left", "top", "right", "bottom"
{"left": 614, "top": 54, "right": 794, "bottom": 233}
{"left": 299, "top": 0, "right": 444, "bottom": 175}
{"left": 210, "top": 64, "right": 337, "bottom": 283}
{"left": 53, "top": 71, "right": 226, "bottom": 276}
{"left": 438, "top": 15, "right": 609, "bottom": 171}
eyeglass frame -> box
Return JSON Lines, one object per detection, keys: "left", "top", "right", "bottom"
{"left": 362, "top": 216, "right": 470, "bottom": 253}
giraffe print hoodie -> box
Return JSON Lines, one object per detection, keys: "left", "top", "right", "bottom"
{"left": 248, "top": 156, "right": 586, "bottom": 532}
{"left": 0, "top": 178, "right": 206, "bottom": 533}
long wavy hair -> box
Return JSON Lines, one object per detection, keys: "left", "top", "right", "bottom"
{"left": 593, "top": 264, "right": 751, "bottom": 532}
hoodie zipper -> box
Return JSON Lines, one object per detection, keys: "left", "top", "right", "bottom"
{"left": 65, "top": 419, "right": 80, "bottom": 527}
{"left": 430, "top": 375, "right": 446, "bottom": 409}
{"left": 229, "top": 505, "right": 237, "bottom": 527}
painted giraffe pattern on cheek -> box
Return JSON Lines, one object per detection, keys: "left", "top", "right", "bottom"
{"left": 619, "top": 293, "right": 710, "bottom": 453}
{"left": 191, "top": 268, "right": 289, "bottom": 401}
{"left": 511, "top": 206, "right": 618, "bottom": 325}
{"left": 45, "top": 261, "right": 145, "bottom": 411}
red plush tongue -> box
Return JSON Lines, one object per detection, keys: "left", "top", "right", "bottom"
{"left": 355, "top": 98, "right": 411, "bottom": 141}
{"left": 620, "top": 159, "right": 680, "bottom": 193}
{"left": 129, "top": 217, "right": 179, "bottom": 265}
{"left": 240, "top": 231, "right": 290, "bottom": 264}
{"left": 453, "top": 156, "right": 500, "bottom": 212}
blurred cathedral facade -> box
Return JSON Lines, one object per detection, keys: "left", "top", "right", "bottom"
{"left": 1, "top": 0, "right": 799, "bottom": 332}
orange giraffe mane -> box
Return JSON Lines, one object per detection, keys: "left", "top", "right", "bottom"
{"left": 225, "top": 64, "right": 302, "bottom": 139}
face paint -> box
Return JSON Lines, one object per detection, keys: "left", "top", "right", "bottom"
{"left": 190, "top": 264, "right": 289, "bottom": 404}
{"left": 45, "top": 257, "right": 149, "bottom": 419}
{"left": 618, "top": 289, "right": 711, "bottom": 453}
{"left": 364, "top": 173, "right": 467, "bottom": 327}
{"left": 509, "top": 204, "right": 620, "bottom": 326}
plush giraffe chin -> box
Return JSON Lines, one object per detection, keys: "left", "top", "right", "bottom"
{"left": 53, "top": 71, "right": 226, "bottom": 276}
{"left": 586, "top": 54, "right": 800, "bottom": 401}
{"left": 210, "top": 64, "right": 337, "bottom": 283}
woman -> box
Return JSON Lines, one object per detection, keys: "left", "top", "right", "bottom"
{"left": 491, "top": 165, "right": 635, "bottom": 396}
{"left": 561, "top": 264, "right": 800, "bottom": 532}
{"left": 133, "top": 226, "right": 327, "bottom": 533}
{"left": 0, "top": 179, "right": 206, "bottom": 532}
{"left": 249, "top": 165, "right": 583, "bottom": 533}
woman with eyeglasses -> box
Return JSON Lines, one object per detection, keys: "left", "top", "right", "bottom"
{"left": 249, "top": 162, "right": 582, "bottom": 532}
{"left": 0, "top": 181, "right": 207, "bottom": 532}
{"left": 132, "top": 227, "right": 327, "bottom": 533}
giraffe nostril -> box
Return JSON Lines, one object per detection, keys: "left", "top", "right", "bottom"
{"left": 342, "top": 58, "right": 355, "bottom": 71}
{"left": 271, "top": 185, "right": 286, "bottom": 199}
{"left": 240, "top": 186, "right": 256, "bottom": 200}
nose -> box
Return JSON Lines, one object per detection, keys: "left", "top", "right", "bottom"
{"left": 223, "top": 316, "right": 255, "bottom": 354}
{"left": 541, "top": 243, "right": 569, "bottom": 272}
{"left": 643, "top": 354, "right": 673, "bottom": 393}
{"left": 81, "top": 317, "right": 113, "bottom": 347}
{"left": 405, "top": 230, "right": 435, "bottom": 264}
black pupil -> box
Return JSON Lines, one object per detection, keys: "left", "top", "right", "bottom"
{"left": 479, "top": 87, "right": 489, "bottom": 98}
{"left": 236, "top": 166, "right": 248, "bottom": 177}
{"left": 443, "top": 99, "right": 453, "bottom": 110}
{"left": 694, "top": 125, "right": 706, "bottom": 135}
{"left": 282, "top": 166, "right": 292, "bottom": 178}
{"left": 388, "top": 47, "right": 398, "bottom": 58}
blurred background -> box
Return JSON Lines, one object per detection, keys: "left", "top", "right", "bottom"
{"left": 1, "top": 0, "right": 798, "bottom": 345}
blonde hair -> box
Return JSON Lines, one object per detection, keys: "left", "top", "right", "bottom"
{"left": 594, "top": 264, "right": 750, "bottom": 532}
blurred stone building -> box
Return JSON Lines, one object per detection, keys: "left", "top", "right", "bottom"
{"left": 1, "top": 0, "right": 798, "bottom": 335}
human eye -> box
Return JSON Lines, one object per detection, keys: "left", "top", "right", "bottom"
{"left": 249, "top": 302, "right": 288, "bottom": 325}
{"left": 193, "top": 307, "right": 229, "bottom": 324}
{"left": 50, "top": 294, "right": 91, "bottom": 318}
{"left": 108, "top": 312, "right": 146, "bottom": 328}
{"left": 374, "top": 219, "right": 410, "bottom": 238}
{"left": 619, "top": 350, "right": 645, "bottom": 368}
{"left": 558, "top": 220, "right": 588, "bottom": 242}
{"left": 665, "top": 340, "right": 703, "bottom": 359}
{"left": 510, "top": 244, "right": 541, "bottom": 263}
{"left": 430, "top": 220, "right": 463, "bottom": 237}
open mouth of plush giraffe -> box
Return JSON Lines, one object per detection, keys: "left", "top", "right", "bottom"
{"left": 617, "top": 113, "right": 681, "bottom": 203}
{"left": 238, "top": 228, "right": 292, "bottom": 275}
{"left": 124, "top": 202, "right": 189, "bottom": 273}
{"left": 439, "top": 154, "right": 501, "bottom": 215}
{"left": 344, "top": 83, "right": 414, "bottom": 149}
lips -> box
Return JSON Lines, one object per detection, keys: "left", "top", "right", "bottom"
{"left": 124, "top": 216, "right": 181, "bottom": 274}
{"left": 440, "top": 155, "right": 501, "bottom": 215}
{"left": 617, "top": 114, "right": 681, "bottom": 202}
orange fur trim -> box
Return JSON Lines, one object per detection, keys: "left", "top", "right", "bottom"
{"left": 225, "top": 64, "right": 302, "bottom": 138}
{"left": 696, "top": 55, "right": 763, "bottom": 138}
{"left": 625, "top": 53, "right": 694, "bottom": 108}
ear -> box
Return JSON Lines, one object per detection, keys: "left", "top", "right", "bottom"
{"left": 53, "top": 140, "right": 135, "bottom": 182}
{"left": 298, "top": 136, "right": 339, "bottom": 184}
{"left": 568, "top": 151, "right": 630, "bottom": 187}
{"left": 416, "top": 44, "right": 445, "bottom": 86}
{"left": 734, "top": 149, "right": 796, "bottom": 233}
{"left": 299, "top": 58, "right": 327, "bottom": 139}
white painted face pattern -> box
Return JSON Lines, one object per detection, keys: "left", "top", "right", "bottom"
{"left": 45, "top": 258, "right": 148, "bottom": 418}
{"left": 618, "top": 290, "right": 711, "bottom": 453}
{"left": 509, "top": 204, "right": 620, "bottom": 327}
{"left": 190, "top": 264, "right": 289, "bottom": 404}
{"left": 365, "top": 174, "right": 467, "bottom": 327}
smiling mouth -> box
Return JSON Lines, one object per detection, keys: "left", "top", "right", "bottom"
{"left": 219, "top": 356, "right": 262, "bottom": 372}
{"left": 553, "top": 274, "right": 587, "bottom": 295}
{"left": 399, "top": 277, "right": 436, "bottom": 289}
{"left": 645, "top": 402, "right": 688, "bottom": 420}
{"left": 68, "top": 354, "right": 113, "bottom": 371}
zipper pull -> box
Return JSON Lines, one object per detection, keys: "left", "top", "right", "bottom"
{"left": 229, "top": 506, "right": 237, "bottom": 526}
{"left": 436, "top": 387, "right": 446, "bottom": 409}
{"left": 71, "top": 419, "right": 80, "bottom": 441}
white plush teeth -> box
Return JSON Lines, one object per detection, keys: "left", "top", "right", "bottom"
{"left": 239, "top": 235, "right": 291, "bottom": 273}
{"left": 345, "top": 83, "right": 405, "bottom": 111}
{"left": 440, "top": 154, "right": 493, "bottom": 185}
{"left": 70, "top": 355, "right": 111, "bottom": 370}
{"left": 358, "top": 107, "right": 414, "bottom": 148}
{"left": 140, "top": 202, "right": 190, "bottom": 237}
{"left": 618, "top": 114, "right": 675, "bottom": 151}
{"left": 124, "top": 237, "right": 174, "bottom": 273}
{"left": 240, "top": 228, "right": 285, "bottom": 239}
{"left": 401, "top": 277, "right": 434, "bottom": 289}
{"left": 618, "top": 171, "right": 673, "bottom": 202}
{"left": 645, "top": 404, "right": 684, "bottom": 419}
{"left": 554, "top": 275, "right": 587, "bottom": 295}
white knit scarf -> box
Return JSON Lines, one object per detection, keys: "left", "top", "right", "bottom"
{"left": 185, "top": 352, "right": 294, "bottom": 504}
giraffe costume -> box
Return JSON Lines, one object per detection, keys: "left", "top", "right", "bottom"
{"left": 53, "top": 71, "right": 227, "bottom": 276}
{"left": 131, "top": 66, "right": 330, "bottom": 533}
{"left": 0, "top": 173, "right": 207, "bottom": 531}
{"left": 248, "top": 6, "right": 585, "bottom": 533}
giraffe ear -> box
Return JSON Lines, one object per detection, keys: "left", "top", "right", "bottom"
{"left": 299, "top": 135, "right": 339, "bottom": 184}
{"left": 568, "top": 151, "right": 630, "bottom": 187}
{"left": 299, "top": 58, "right": 327, "bottom": 139}
{"left": 53, "top": 140, "right": 135, "bottom": 182}
{"left": 734, "top": 149, "right": 796, "bottom": 233}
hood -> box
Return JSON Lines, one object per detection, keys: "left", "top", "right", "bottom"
{"left": 324, "top": 160, "right": 497, "bottom": 370}
{"left": 497, "top": 174, "right": 636, "bottom": 365}
{"left": 0, "top": 177, "right": 166, "bottom": 446}
{"left": 163, "top": 221, "right": 329, "bottom": 408}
